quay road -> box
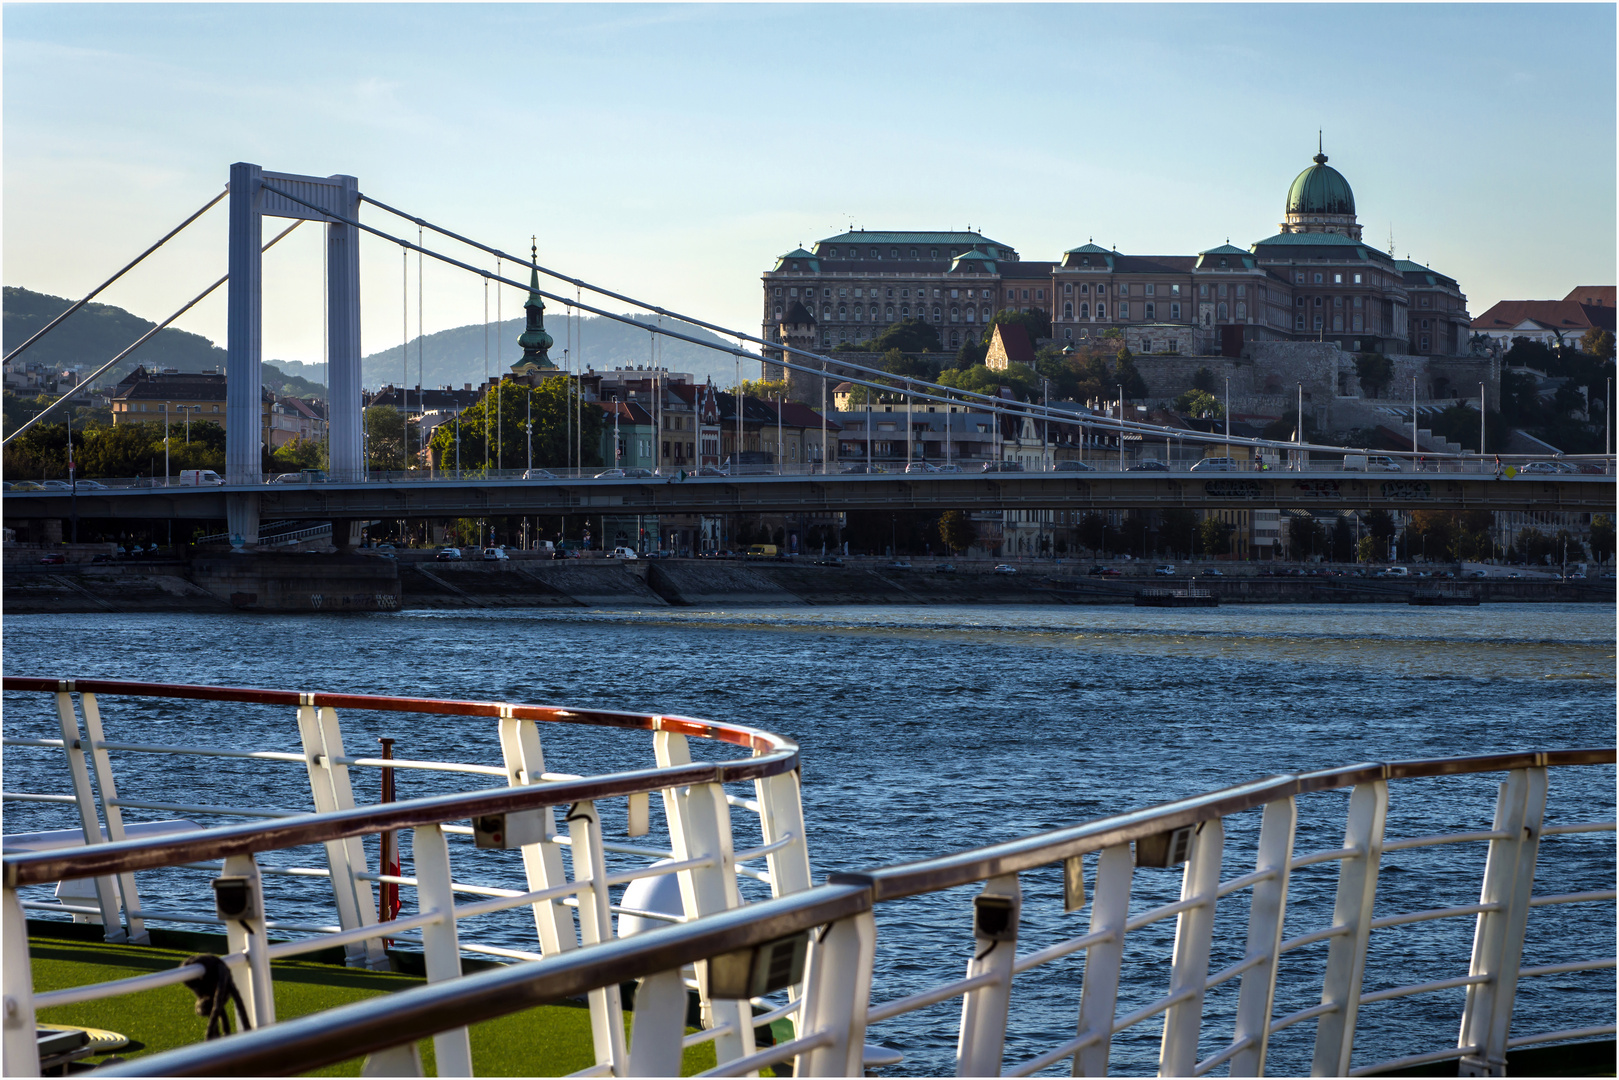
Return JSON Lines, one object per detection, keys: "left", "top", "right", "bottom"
{"left": 3, "top": 466, "right": 1614, "bottom": 522}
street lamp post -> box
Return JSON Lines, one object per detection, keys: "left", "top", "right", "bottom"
{"left": 163, "top": 401, "right": 171, "bottom": 485}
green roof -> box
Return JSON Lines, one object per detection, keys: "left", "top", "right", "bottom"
{"left": 1065, "top": 243, "right": 1112, "bottom": 255}
{"left": 1395, "top": 259, "right": 1457, "bottom": 287}
{"left": 773, "top": 249, "right": 821, "bottom": 272}
{"left": 1198, "top": 244, "right": 1249, "bottom": 256}
{"left": 814, "top": 231, "right": 1014, "bottom": 260}
{"left": 1286, "top": 153, "right": 1356, "bottom": 216}
{"left": 1252, "top": 232, "right": 1365, "bottom": 247}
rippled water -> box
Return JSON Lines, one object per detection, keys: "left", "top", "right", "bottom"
{"left": 4, "top": 604, "right": 1613, "bottom": 1075}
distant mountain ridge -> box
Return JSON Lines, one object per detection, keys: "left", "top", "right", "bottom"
{"left": 4, "top": 287, "right": 755, "bottom": 396}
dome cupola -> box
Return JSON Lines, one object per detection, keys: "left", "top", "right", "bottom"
{"left": 1279, "top": 138, "right": 1362, "bottom": 239}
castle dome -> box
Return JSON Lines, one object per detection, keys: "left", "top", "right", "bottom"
{"left": 1286, "top": 151, "right": 1356, "bottom": 217}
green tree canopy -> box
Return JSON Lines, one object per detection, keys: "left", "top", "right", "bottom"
{"left": 937, "top": 362, "right": 1038, "bottom": 404}
{"left": 1589, "top": 514, "right": 1614, "bottom": 564}
{"left": 1354, "top": 352, "right": 1394, "bottom": 397}
{"left": 867, "top": 318, "right": 940, "bottom": 354}
{"left": 1197, "top": 515, "right": 1233, "bottom": 557}
{"left": 1173, "top": 390, "right": 1224, "bottom": 418}
{"left": 1192, "top": 367, "right": 1218, "bottom": 393}
{"left": 1580, "top": 327, "right": 1615, "bottom": 360}
{"left": 938, "top": 510, "right": 978, "bottom": 554}
{"left": 428, "top": 376, "right": 603, "bottom": 471}
{"left": 987, "top": 308, "right": 1051, "bottom": 344}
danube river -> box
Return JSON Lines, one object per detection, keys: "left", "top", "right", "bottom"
{"left": 5, "top": 604, "right": 1613, "bottom": 1075}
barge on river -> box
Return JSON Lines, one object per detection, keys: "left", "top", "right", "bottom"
{"left": 2, "top": 678, "right": 1613, "bottom": 1077}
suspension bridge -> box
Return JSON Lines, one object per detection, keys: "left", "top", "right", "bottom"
{"left": 4, "top": 162, "right": 1613, "bottom": 541}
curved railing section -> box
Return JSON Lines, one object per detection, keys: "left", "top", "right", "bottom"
{"left": 2, "top": 682, "right": 1613, "bottom": 1078}
{"left": 2, "top": 678, "right": 811, "bottom": 1077}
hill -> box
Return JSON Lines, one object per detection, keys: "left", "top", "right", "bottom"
{"left": 361, "top": 311, "right": 749, "bottom": 390}
{"left": 5, "top": 287, "right": 760, "bottom": 396}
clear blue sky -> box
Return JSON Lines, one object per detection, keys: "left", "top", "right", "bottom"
{"left": 5, "top": 4, "right": 1614, "bottom": 375}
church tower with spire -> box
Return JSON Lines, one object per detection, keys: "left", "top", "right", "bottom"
{"left": 511, "top": 238, "right": 557, "bottom": 382}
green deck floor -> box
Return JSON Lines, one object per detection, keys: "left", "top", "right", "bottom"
{"left": 29, "top": 931, "right": 729, "bottom": 1076}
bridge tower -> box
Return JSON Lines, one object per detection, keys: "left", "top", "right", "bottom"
{"left": 226, "top": 162, "right": 363, "bottom": 547}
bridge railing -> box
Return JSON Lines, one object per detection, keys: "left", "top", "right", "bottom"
{"left": 2, "top": 678, "right": 812, "bottom": 1077}
{"left": 6, "top": 738, "right": 1613, "bottom": 1077}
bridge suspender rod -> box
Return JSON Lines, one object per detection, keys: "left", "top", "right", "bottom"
{"left": 298, "top": 184, "right": 1443, "bottom": 462}
{"left": 1, "top": 219, "right": 305, "bottom": 449}
{"left": 3, "top": 188, "right": 229, "bottom": 365}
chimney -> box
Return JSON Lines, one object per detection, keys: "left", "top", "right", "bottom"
{"left": 465, "top": 383, "right": 472, "bottom": 391}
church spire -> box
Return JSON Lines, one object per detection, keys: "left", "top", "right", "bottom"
{"left": 513, "top": 235, "right": 555, "bottom": 376}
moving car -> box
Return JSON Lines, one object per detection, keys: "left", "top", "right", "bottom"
{"left": 1055, "top": 460, "right": 1096, "bottom": 472}
{"left": 981, "top": 461, "right": 1025, "bottom": 473}
{"left": 840, "top": 464, "right": 886, "bottom": 474}
{"left": 885, "top": 561, "right": 913, "bottom": 570}
{"left": 12, "top": 481, "right": 43, "bottom": 491}
{"left": 935, "top": 563, "right": 957, "bottom": 574}
{"left": 523, "top": 468, "right": 558, "bottom": 480}
{"left": 1374, "top": 566, "right": 1410, "bottom": 578}
{"left": 1153, "top": 565, "right": 1176, "bottom": 576}
{"left": 992, "top": 564, "right": 1018, "bottom": 575}
{"left": 435, "top": 546, "right": 463, "bottom": 561}
{"left": 1088, "top": 566, "right": 1121, "bottom": 577}
{"left": 1127, "top": 459, "right": 1170, "bottom": 472}
{"left": 38, "top": 552, "right": 66, "bottom": 565}
{"left": 179, "top": 469, "right": 225, "bottom": 486}
{"left": 933, "top": 464, "right": 964, "bottom": 474}
{"left": 905, "top": 462, "right": 940, "bottom": 474}
{"left": 482, "top": 547, "right": 509, "bottom": 561}
{"left": 1518, "top": 461, "right": 1575, "bottom": 475}
{"left": 1190, "top": 457, "right": 1238, "bottom": 473}
{"left": 609, "top": 547, "right": 639, "bottom": 559}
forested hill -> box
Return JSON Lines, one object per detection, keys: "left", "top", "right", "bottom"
{"left": 5, "top": 286, "right": 758, "bottom": 397}
{"left": 360, "top": 311, "right": 746, "bottom": 389}
{"left": 2, "top": 287, "right": 325, "bottom": 398}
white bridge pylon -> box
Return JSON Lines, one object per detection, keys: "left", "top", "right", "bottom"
{"left": 226, "top": 162, "right": 362, "bottom": 546}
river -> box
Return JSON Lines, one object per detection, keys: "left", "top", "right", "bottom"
{"left": 4, "top": 604, "right": 1613, "bottom": 1075}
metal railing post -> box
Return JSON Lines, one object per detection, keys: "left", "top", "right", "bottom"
{"left": 1074, "top": 843, "right": 1134, "bottom": 1076}
{"left": 497, "top": 713, "right": 577, "bottom": 955}
{"left": 957, "top": 873, "right": 1021, "bottom": 1077}
{"left": 655, "top": 731, "right": 755, "bottom": 1067}
{"left": 1309, "top": 778, "right": 1388, "bottom": 1076}
{"left": 296, "top": 701, "right": 384, "bottom": 968}
{"left": 219, "top": 853, "right": 275, "bottom": 1029}
{"left": 754, "top": 766, "right": 813, "bottom": 900}
{"left": 1159, "top": 818, "right": 1225, "bottom": 1076}
{"left": 77, "top": 693, "right": 148, "bottom": 943}
{"left": 53, "top": 688, "right": 122, "bottom": 939}
{"left": 568, "top": 799, "right": 629, "bottom": 1075}
{"left": 1459, "top": 766, "right": 1548, "bottom": 1076}
{"left": 795, "top": 908, "right": 878, "bottom": 1077}
{"left": 1229, "top": 796, "right": 1298, "bottom": 1077}
{"left": 411, "top": 823, "right": 473, "bottom": 1077}
{"left": 2, "top": 887, "right": 40, "bottom": 1078}
{"left": 626, "top": 969, "right": 688, "bottom": 1076}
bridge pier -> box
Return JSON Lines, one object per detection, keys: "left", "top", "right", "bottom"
{"left": 227, "top": 492, "right": 260, "bottom": 550}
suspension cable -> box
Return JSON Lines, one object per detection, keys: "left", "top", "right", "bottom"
{"left": 4, "top": 188, "right": 228, "bottom": 364}
{"left": 2, "top": 219, "right": 303, "bottom": 448}
{"left": 271, "top": 181, "right": 1413, "bottom": 458}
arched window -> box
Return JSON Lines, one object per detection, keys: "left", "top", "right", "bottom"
{"left": 982, "top": 306, "right": 992, "bottom": 321}
{"left": 774, "top": 308, "right": 782, "bottom": 320}
{"left": 1295, "top": 315, "right": 1305, "bottom": 330}
{"left": 950, "top": 331, "right": 960, "bottom": 347}
{"left": 1218, "top": 303, "right": 1228, "bottom": 320}
{"left": 1064, "top": 302, "right": 1073, "bottom": 318}
{"left": 933, "top": 306, "right": 942, "bottom": 320}
{"left": 1236, "top": 302, "right": 1247, "bottom": 320}
{"left": 1097, "top": 303, "right": 1107, "bottom": 320}
{"left": 870, "top": 305, "right": 878, "bottom": 320}
{"left": 838, "top": 305, "right": 847, "bottom": 319}
{"left": 886, "top": 306, "right": 894, "bottom": 321}
{"left": 1080, "top": 302, "right": 1089, "bottom": 319}
{"left": 950, "top": 307, "right": 960, "bottom": 322}
{"left": 822, "top": 305, "right": 832, "bottom": 319}
{"left": 966, "top": 308, "right": 977, "bottom": 323}
{"left": 900, "top": 305, "right": 909, "bottom": 317}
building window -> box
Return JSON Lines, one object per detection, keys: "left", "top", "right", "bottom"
{"left": 1313, "top": 314, "right": 1323, "bottom": 330}
{"left": 1218, "top": 302, "right": 1228, "bottom": 320}
{"left": 1145, "top": 284, "right": 1155, "bottom": 297}
{"left": 1080, "top": 303, "right": 1089, "bottom": 318}
{"left": 839, "top": 288, "right": 847, "bottom": 298}
{"left": 1064, "top": 283, "right": 1073, "bottom": 294}
{"left": 1035, "top": 289, "right": 1044, "bottom": 300}
{"left": 1313, "top": 297, "right": 1323, "bottom": 307}
{"left": 933, "top": 306, "right": 941, "bottom": 320}
{"left": 1097, "top": 303, "right": 1106, "bottom": 320}
{"left": 910, "top": 248, "right": 918, "bottom": 258}
{"left": 1421, "top": 319, "right": 1431, "bottom": 330}
{"left": 1169, "top": 339, "right": 1180, "bottom": 353}
{"left": 1295, "top": 272, "right": 1305, "bottom": 283}
{"left": 1218, "top": 284, "right": 1228, "bottom": 298}
{"left": 1170, "top": 302, "right": 1181, "bottom": 320}
{"left": 1333, "top": 315, "right": 1343, "bottom": 331}
{"left": 1117, "top": 303, "right": 1128, "bottom": 322}
{"left": 890, "top": 248, "right": 897, "bottom": 258}
{"left": 886, "top": 306, "right": 894, "bottom": 321}
{"left": 1352, "top": 313, "right": 1364, "bottom": 331}
{"left": 1200, "top": 284, "right": 1209, "bottom": 297}
{"left": 1021, "top": 289, "right": 1030, "bottom": 300}
{"left": 773, "top": 287, "right": 782, "bottom": 297}
{"left": 1080, "top": 283, "right": 1089, "bottom": 294}
{"left": 1421, "top": 296, "right": 1432, "bottom": 308}
{"left": 1420, "top": 336, "right": 1431, "bottom": 351}
{"left": 774, "top": 308, "right": 782, "bottom": 319}
{"left": 1296, "top": 314, "right": 1306, "bottom": 330}
{"left": 1333, "top": 273, "right": 1343, "bottom": 284}
{"left": 1313, "top": 273, "right": 1323, "bottom": 284}
{"left": 1064, "top": 302, "right": 1073, "bottom": 318}
{"left": 1353, "top": 296, "right": 1364, "bottom": 309}
{"left": 950, "top": 307, "right": 960, "bottom": 322}
{"left": 1236, "top": 285, "right": 1245, "bottom": 298}
{"left": 1145, "top": 302, "right": 1155, "bottom": 319}
{"left": 1119, "top": 283, "right": 1129, "bottom": 295}
{"left": 1005, "top": 289, "right": 1015, "bottom": 300}
{"left": 886, "top": 288, "right": 894, "bottom": 298}
{"left": 950, "top": 331, "right": 960, "bottom": 347}
{"left": 930, "top": 248, "right": 938, "bottom": 258}
{"left": 1236, "top": 302, "right": 1246, "bottom": 320}
{"left": 827, "top": 248, "right": 838, "bottom": 257}
{"left": 838, "top": 305, "right": 847, "bottom": 318}
{"left": 1354, "top": 273, "right": 1363, "bottom": 284}
{"left": 965, "top": 308, "right": 976, "bottom": 323}
{"left": 900, "top": 305, "right": 909, "bottom": 317}
{"left": 1333, "top": 296, "right": 1343, "bottom": 308}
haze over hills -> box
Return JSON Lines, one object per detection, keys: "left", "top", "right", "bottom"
{"left": 3, "top": 287, "right": 757, "bottom": 397}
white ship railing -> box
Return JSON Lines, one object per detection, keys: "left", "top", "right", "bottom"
{"left": 1, "top": 678, "right": 813, "bottom": 1077}
{"left": 3, "top": 722, "right": 1611, "bottom": 1077}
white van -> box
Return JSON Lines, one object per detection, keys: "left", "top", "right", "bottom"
{"left": 609, "top": 547, "right": 639, "bottom": 560}
{"left": 179, "top": 469, "right": 224, "bottom": 486}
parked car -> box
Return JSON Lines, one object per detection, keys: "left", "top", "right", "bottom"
{"left": 482, "top": 547, "right": 509, "bottom": 561}
{"left": 621, "top": 468, "right": 654, "bottom": 478}
{"left": 38, "top": 552, "right": 66, "bottom": 565}
{"left": 905, "top": 462, "right": 940, "bottom": 474}
{"left": 1575, "top": 463, "right": 1607, "bottom": 474}
{"left": 1055, "top": 460, "right": 1096, "bottom": 472}
{"left": 1127, "top": 459, "right": 1170, "bottom": 472}
{"left": 981, "top": 461, "right": 1025, "bottom": 473}
{"left": 935, "top": 563, "right": 957, "bottom": 574}
{"left": 523, "top": 468, "right": 558, "bottom": 480}
{"left": 992, "top": 564, "right": 1018, "bottom": 575}
{"left": 1190, "top": 457, "right": 1238, "bottom": 473}
{"left": 435, "top": 546, "right": 463, "bottom": 561}
{"left": 1153, "top": 565, "right": 1176, "bottom": 576}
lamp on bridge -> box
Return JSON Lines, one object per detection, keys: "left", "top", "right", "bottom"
{"left": 177, "top": 404, "right": 203, "bottom": 444}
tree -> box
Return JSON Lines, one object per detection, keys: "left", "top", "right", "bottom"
{"left": 1114, "top": 352, "right": 1148, "bottom": 399}
{"left": 1580, "top": 328, "right": 1615, "bottom": 360}
{"left": 1079, "top": 513, "right": 1107, "bottom": 554}
{"left": 1513, "top": 527, "right": 1554, "bottom": 566}
{"left": 1331, "top": 516, "right": 1355, "bottom": 563}
{"left": 937, "top": 362, "right": 1038, "bottom": 403}
{"left": 365, "top": 406, "right": 407, "bottom": 472}
{"left": 739, "top": 378, "right": 790, "bottom": 400}
{"left": 880, "top": 349, "right": 935, "bottom": 380}
{"left": 1159, "top": 508, "right": 1196, "bottom": 558}
{"left": 1354, "top": 353, "right": 1394, "bottom": 398}
{"left": 271, "top": 437, "right": 326, "bottom": 473}
{"left": 1192, "top": 367, "right": 1218, "bottom": 393}
{"left": 1173, "top": 390, "right": 1224, "bottom": 419}
{"left": 938, "top": 510, "right": 977, "bottom": 554}
{"left": 1119, "top": 511, "right": 1152, "bottom": 558}
{"left": 427, "top": 376, "right": 602, "bottom": 471}
{"left": 1590, "top": 514, "right": 1615, "bottom": 565}
{"left": 1195, "top": 514, "right": 1231, "bottom": 557}
{"left": 1357, "top": 536, "right": 1380, "bottom": 563}
{"left": 867, "top": 318, "right": 940, "bottom": 355}
{"left": 1287, "top": 514, "right": 1326, "bottom": 560}
{"left": 953, "top": 338, "right": 988, "bottom": 370}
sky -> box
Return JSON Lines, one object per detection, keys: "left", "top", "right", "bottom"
{"left": 4, "top": 3, "right": 1615, "bottom": 379}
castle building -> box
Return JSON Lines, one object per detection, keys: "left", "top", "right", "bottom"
{"left": 761, "top": 146, "right": 1471, "bottom": 370}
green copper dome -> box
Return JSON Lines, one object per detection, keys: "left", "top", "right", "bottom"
{"left": 1286, "top": 152, "right": 1355, "bottom": 217}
